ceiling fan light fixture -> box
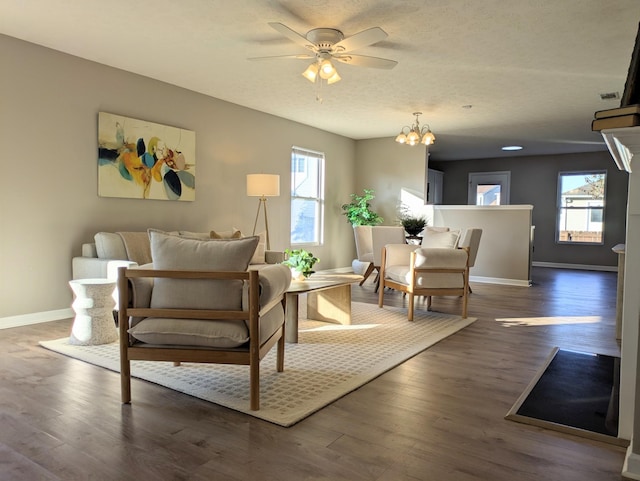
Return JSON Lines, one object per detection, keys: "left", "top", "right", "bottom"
{"left": 327, "top": 71, "right": 341, "bottom": 84}
{"left": 318, "top": 59, "right": 337, "bottom": 80}
{"left": 302, "top": 63, "right": 319, "bottom": 82}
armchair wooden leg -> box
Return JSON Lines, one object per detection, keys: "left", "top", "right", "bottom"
{"left": 121, "top": 358, "right": 131, "bottom": 404}
{"left": 427, "top": 296, "right": 432, "bottom": 311}
{"left": 408, "top": 293, "right": 415, "bottom": 321}
{"left": 462, "top": 292, "right": 468, "bottom": 319}
{"left": 276, "top": 328, "right": 285, "bottom": 373}
{"left": 359, "top": 263, "right": 375, "bottom": 286}
{"left": 250, "top": 361, "right": 260, "bottom": 411}
{"left": 378, "top": 278, "right": 385, "bottom": 307}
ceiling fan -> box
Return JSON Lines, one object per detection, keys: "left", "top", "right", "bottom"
{"left": 249, "top": 22, "right": 397, "bottom": 84}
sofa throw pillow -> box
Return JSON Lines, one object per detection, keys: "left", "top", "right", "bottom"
{"left": 209, "top": 228, "right": 266, "bottom": 263}
{"left": 179, "top": 231, "right": 212, "bottom": 239}
{"left": 421, "top": 230, "right": 460, "bottom": 249}
{"left": 148, "top": 229, "right": 259, "bottom": 310}
{"left": 210, "top": 229, "right": 242, "bottom": 239}
{"left": 94, "top": 232, "right": 128, "bottom": 260}
{"left": 241, "top": 229, "right": 266, "bottom": 264}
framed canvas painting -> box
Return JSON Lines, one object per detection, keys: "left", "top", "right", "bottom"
{"left": 98, "top": 112, "right": 196, "bottom": 201}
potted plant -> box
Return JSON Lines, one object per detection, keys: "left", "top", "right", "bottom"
{"left": 282, "top": 248, "right": 319, "bottom": 280}
{"left": 401, "top": 216, "right": 427, "bottom": 236}
{"left": 341, "top": 189, "right": 384, "bottom": 226}
{"left": 398, "top": 203, "right": 427, "bottom": 236}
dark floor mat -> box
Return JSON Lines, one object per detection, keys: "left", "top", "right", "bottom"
{"left": 506, "top": 348, "right": 623, "bottom": 444}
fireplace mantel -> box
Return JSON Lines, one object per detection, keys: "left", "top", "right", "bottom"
{"left": 602, "top": 126, "right": 640, "bottom": 172}
{"left": 604, "top": 124, "right": 640, "bottom": 479}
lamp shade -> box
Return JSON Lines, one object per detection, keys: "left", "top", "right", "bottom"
{"left": 247, "top": 174, "right": 280, "bottom": 197}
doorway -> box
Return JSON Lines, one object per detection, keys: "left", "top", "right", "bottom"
{"left": 468, "top": 171, "right": 511, "bottom": 205}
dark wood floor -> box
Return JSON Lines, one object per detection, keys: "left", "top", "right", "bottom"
{"left": 1, "top": 267, "right": 627, "bottom": 480}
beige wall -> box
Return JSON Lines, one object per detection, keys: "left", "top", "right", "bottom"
{"left": 432, "top": 205, "right": 534, "bottom": 286}
{"left": 0, "top": 34, "right": 357, "bottom": 321}
{"left": 354, "top": 138, "right": 428, "bottom": 225}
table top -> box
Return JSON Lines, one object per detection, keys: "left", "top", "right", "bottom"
{"left": 69, "top": 278, "right": 117, "bottom": 286}
{"left": 286, "top": 273, "right": 363, "bottom": 294}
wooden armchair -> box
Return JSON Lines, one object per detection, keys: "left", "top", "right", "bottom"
{"left": 378, "top": 243, "right": 470, "bottom": 320}
{"left": 117, "top": 230, "right": 291, "bottom": 411}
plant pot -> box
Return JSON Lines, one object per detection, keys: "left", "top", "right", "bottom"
{"left": 405, "top": 228, "right": 423, "bottom": 237}
{"left": 290, "top": 268, "right": 306, "bottom": 281}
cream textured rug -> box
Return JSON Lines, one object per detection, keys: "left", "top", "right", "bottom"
{"left": 40, "top": 301, "right": 475, "bottom": 427}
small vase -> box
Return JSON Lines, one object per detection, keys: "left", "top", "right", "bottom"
{"left": 291, "top": 268, "right": 306, "bottom": 281}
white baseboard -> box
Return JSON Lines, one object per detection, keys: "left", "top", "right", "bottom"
{"left": 623, "top": 446, "right": 640, "bottom": 480}
{"left": 0, "top": 308, "right": 73, "bottom": 330}
{"left": 469, "top": 276, "right": 532, "bottom": 287}
{"left": 532, "top": 261, "right": 617, "bottom": 272}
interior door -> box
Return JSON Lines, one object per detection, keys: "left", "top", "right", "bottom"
{"left": 468, "top": 171, "right": 511, "bottom": 205}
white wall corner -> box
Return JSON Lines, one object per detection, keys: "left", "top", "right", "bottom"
{"left": 623, "top": 446, "right": 640, "bottom": 480}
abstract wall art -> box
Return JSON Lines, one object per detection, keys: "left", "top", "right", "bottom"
{"left": 98, "top": 112, "right": 196, "bottom": 201}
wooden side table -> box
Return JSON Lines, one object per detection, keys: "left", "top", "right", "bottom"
{"left": 68, "top": 279, "right": 118, "bottom": 345}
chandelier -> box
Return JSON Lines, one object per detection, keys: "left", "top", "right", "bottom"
{"left": 395, "top": 112, "right": 436, "bottom": 146}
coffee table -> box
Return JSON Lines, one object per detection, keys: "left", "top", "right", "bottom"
{"left": 284, "top": 273, "right": 363, "bottom": 343}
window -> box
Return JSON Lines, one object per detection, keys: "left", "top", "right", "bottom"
{"left": 290, "top": 147, "right": 324, "bottom": 245}
{"left": 556, "top": 171, "right": 606, "bottom": 244}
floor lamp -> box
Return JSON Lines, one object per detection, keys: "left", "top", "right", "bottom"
{"left": 247, "top": 174, "right": 280, "bottom": 250}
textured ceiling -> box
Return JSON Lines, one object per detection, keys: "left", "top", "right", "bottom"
{"left": 1, "top": 0, "right": 639, "bottom": 160}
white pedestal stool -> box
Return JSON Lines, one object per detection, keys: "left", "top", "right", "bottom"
{"left": 68, "top": 278, "right": 118, "bottom": 345}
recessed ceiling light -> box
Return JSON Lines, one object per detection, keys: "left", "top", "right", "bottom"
{"left": 502, "top": 145, "right": 523, "bottom": 151}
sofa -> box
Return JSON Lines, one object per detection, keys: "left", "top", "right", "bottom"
{"left": 72, "top": 229, "right": 285, "bottom": 281}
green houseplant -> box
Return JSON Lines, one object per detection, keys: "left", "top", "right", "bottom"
{"left": 341, "top": 189, "right": 384, "bottom": 226}
{"left": 397, "top": 203, "right": 428, "bottom": 236}
{"left": 401, "top": 216, "right": 427, "bottom": 236}
{"left": 282, "top": 248, "right": 319, "bottom": 279}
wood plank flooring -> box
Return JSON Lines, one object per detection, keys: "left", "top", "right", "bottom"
{"left": 0, "top": 267, "right": 627, "bottom": 480}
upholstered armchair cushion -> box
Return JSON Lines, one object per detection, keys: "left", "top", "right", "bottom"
{"left": 413, "top": 247, "right": 469, "bottom": 287}
{"left": 421, "top": 230, "right": 460, "bottom": 248}
{"left": 128, "top": 317, "right": 251, "bottom": 347}
{"left": 148, "top": 229, "right": 259, "bottom": 310}
{"left": 246, "top": 264, "right": 291, "bottom": 308}
{"left": 353, "top": 225, "right": 374, "bottom": 263}
{"left": 383, "top": 243, "right": 417, "bottom": 267}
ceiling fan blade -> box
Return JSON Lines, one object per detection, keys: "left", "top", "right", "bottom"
{"left": 334, "top": 54, "right": 397, "bottom": 70}
{"left": 248, "top": 54, "right": 314, "bottom": 61}
{"left": 334, "top": 27, "right": 388, "bottom": 53}
{"left": 268, "top": 22, "right": 314, "bottom": 50}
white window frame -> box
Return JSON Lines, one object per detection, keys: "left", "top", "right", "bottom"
{"left": 290, "top": 146, "right": 325, "bottom": 246}
{"left": 556, "top": 170, "right": 606, "bottom": 245}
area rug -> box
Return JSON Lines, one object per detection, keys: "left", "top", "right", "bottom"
{"left": 40, "top": 301, "right": 475, "bottom": 427}
{"left": 505, "top": 347, "right": 626, "bottom": 446}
